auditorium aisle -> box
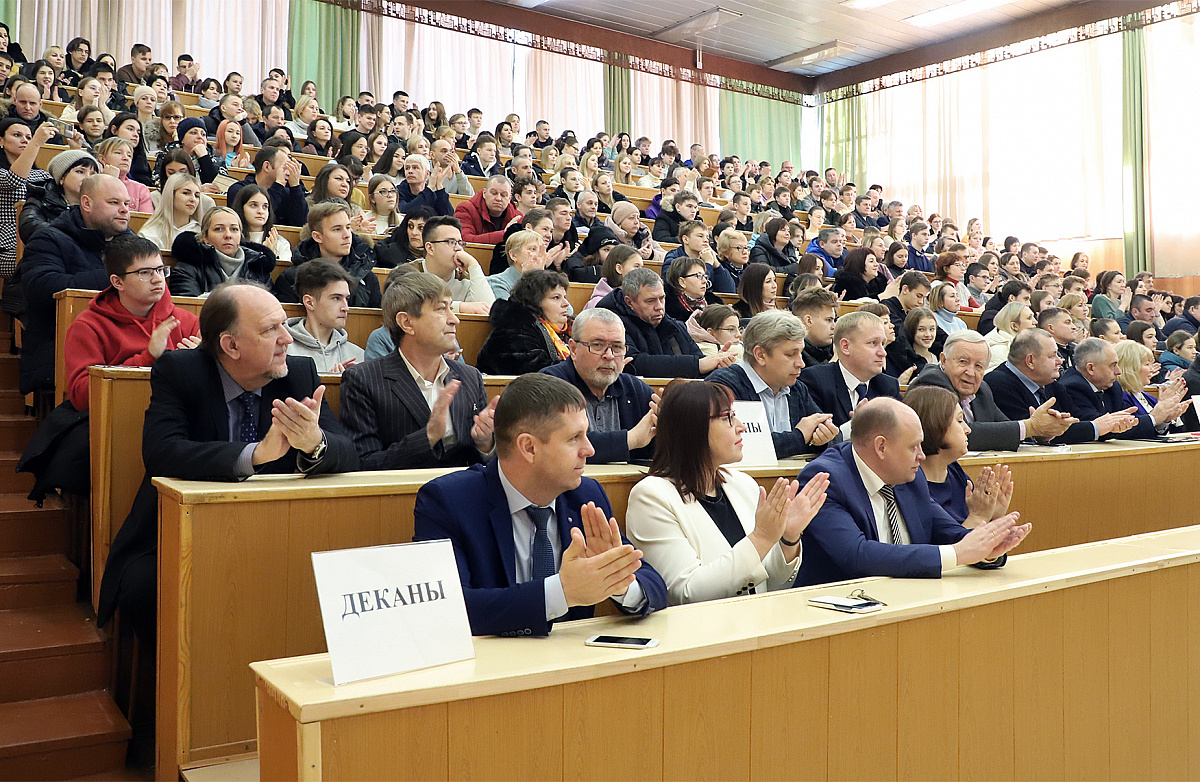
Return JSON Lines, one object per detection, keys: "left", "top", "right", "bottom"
{"left": 0, "top": 316, "right": 136, "bottom": 780}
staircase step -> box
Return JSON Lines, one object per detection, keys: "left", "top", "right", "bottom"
{"left": 0, "top": 391, "right": 25, "bottom": 415}
{"left": 0, "top": 451, "right": 35, "bottom": 493}
{"left": 0, "top": 354, "right": 18, "bottom": 388}
{"left": 0, "top": 554, "right": 78, "bottom": 609}
{"left": 0, "top": 691, "right": 130, "bottom": 780}
{"left": 0, "top": 603, "right": 108, "bottom": 703}
{"left": 0, "top": 414, "right": 36, "bottom": 451}
{"left": 0, "top": 495, "right": 68, "bottom": 556}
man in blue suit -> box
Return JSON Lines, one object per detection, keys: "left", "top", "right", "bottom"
{"left": 414, "top": 373, "right": 668, "bottom": 636}
{"left": 1059, "top": 337, "right": 1187, "bottom": 440}
{"left": 795, "top": 398, "right": 1030, "bottom": 587}
{"left": 709, "top": 310, "right": 839, "bottom": 458}
{"left": 799, "top": 311, "right": 901, "bottom": 435}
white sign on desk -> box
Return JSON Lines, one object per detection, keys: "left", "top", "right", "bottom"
{"left": 313, "top": 540, "right": 474, "bottom": 686}
{"left": 731, "top": 400, "right": 779, "bottom": 467}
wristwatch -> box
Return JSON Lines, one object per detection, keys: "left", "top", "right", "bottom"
{"left": 305, "top": 433, "right": 328, "bottom": 462}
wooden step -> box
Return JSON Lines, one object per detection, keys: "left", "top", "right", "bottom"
{"left": 0, "top": 354, "right": 18, "bottom": 388}
{"left": 0, "top": 603, "right": 108, "bottom": 703}
{"left": 0, "top": 391, "right": 26, "bottom": 415}
{"left": 0, "top": 554, "right": 78, "bottom": 609}
{"left": 0, "top": 691, "right": 130, "bottom": 780}
{"left": 0, "top": 450, "right": 36, "bottom": 493}
{"left": 0, "top": 414, "right": 36, "bottom": 451}
{"left": 0, "top": 494, "right": 68, "bottom": 555}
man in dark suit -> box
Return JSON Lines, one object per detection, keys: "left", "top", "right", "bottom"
{"left": 1059, "top": 337, "right": 1186, "bottom": 440}
{"left": 540, "top": 308, "right": 658, "bottom": 464}
{"left": 800, "top": 311, "right": 901, "bottom": 434}
{"left": 1163, "top": 296, "right": 1200, "bottom": 337}
{"left": 709, "top": 310, "right": 839, "bottom": 458}
{"left": 911, "top": 330, "right": 1074, "bottom": 451}
{"left": 340, "top": 272, "right": 498, "bottom": 470}
{"left": 1037, "top": 307, "right": 1078, "bottom": 369}
{"left": 983, "top": 329, "right": 1136, "bottom": 444}
{"left": 413, "top": 374, "right": 668, "bottom": 636}
{"left": 795, "top": 398, "right": 1029, "bottom": 587}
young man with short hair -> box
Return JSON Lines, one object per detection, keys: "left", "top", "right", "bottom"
{"left": 169, "top": 53, "right": 201, "bottom": 93}
{"left": 285, "top": 260, "right": 365, "bottom": 373}
{"left": 116, "top": 43, "right": 152, "bottom": 85}
{"left": 790, "top": 286, "right": 839, "bottom": 367}
{"left": 227, "top": 145, "right": 308, "bottom": 227}
{"left": 466, "top": 108, "right": 483, "bottom": 139}
{"left": 409, "top": 215, "right": 494, "bottom": 315}
{"left": 276, "top": 202, "right": 381, "bottom": 308}
{"left": 63, "top": 235, "right": 201, "bottom": 410}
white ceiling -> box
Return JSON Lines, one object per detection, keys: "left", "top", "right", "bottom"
{"left": 507, "top": 0, "right": 1083, "bottom": 76}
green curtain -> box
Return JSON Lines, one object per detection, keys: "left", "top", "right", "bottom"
{"left": 819, "top": 95, "right": 866, "bottom": 187}
{"left": 717, "top": 90, "right": 803, "bottom": 169}
{"left": 288, "top": 0, "right": 361, "bottom": 108}
{"left": 1121, "top": 20, "right": 1150, "bottom": 276}
{"left": 603, "top": 59, "right": 632, "bottom": 136}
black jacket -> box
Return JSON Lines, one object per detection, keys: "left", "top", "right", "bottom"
{"left": 596, "top": 289, "right": 705, "bottom": 378}
{"left": 802, "top": 339, "right": 834, "bottom": 367}
{"left": 749, "top": 231, "right": 796, "bottom": 269}
{"left": 227, "top": 172, "right": 309, "bottom": 229}
{"left": 910, "top": 364, "right": 1023, "bottom": 451}
{"left": 982, "top": 363, "right": 1096, "bottom": 445}
{"left": 540, "top": 359, "right": 655, "bottom": 464}
{"left": 275, "top": 235, "right": 381, "bottom": 308}
{"left": 18, "top": 179, "right": 70, "bottom": 243}
{"left": 461, "top": 153, "right": 500, "bottom": 178}
{"left": 374, "top": 230, "right": 420, "bottom": 269}
{"left": 832, "top": 270, "right": 873, "bottom": 301}
{"left": 664, "top": 281, "right": 719, "bottom": 323}
{"left": 157, "top": 139, "right": 222, "bottom": 185}
{"left": 477, "top": 298, "right": 565, "bottom": 376}
{"left": 798, "top": 362, "right": 901, "bottom": 428}
{"left": 562, "top": 225, "right": 618, "bottom": 284}
{"left": 651, "top": 208, "right": 683, "bottom": 245}
{"left": 5, "top": 104, "right": 66, "bottom": 145}
{"left": 15, "top": 206, "right": 131, "bottom": 393}
{"left": 168, "top": 231, "right": 277, "bottom": 298}
{"left": 708, "top": 363, "right": 838, "bottom": 458}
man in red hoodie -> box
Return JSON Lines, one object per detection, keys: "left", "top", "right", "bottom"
{"left": 63, "top": 235, "right": 201, "bottom": 410}
{"left": 452, "top": 174, "right": 520, "bottom": 244}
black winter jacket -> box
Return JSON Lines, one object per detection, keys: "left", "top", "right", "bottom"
{"left": 476, "top": 298, "right": 563, "bottom": 375}
{"left": 595, "top": 289, "right": 705, "bottom": 378}
{"left": 18, "top": 180, "right": 70, "bottom": 243}
{"left": 168, "top": 231, "right": 277, "bottom": 298}
{"left": 275, "top": 235, "right": 381, "bottom": 308}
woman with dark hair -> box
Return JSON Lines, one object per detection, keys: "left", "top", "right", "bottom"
{"left": 733, "top": 262, "right": 778, "bottom": 319}
{"left": 0, "top": 23, "right": 26, "bottom": 65}
{"left": 664, "top": 254, "right": 720, "bottom": 322}
{"left": 376, "top": 205, "right": 434, "bottom": 268}
{"left": 493, "top": 121, "right": 514, "bottom": 156}
{"left": 63, "top": 37, "right": 93, "bottom": 84}
{"left": 0, "top": 117, "right": 52, "bottom": 278}
{"left": 749, "top": 216, "right": 795, "bottom": 269}
{"left": 903, "top": 385, "right": 1011, "bottom": 525}
{"left": 1091, "top": 270, "right": 1128, "bottom": 321}
{"left": 586, "top": 244, "right": 642, "bottom": 309}
{"left": 105, "top": 112, "right": 153, "bottom": 187}
{"left": 300, "top": 117, "right": 340, "bottom": 158}
{"left": 687, "top": 303, "right": 743, "bottom": 361}
{"left": 222, "top": 72, "right": 243, "bottom": 96}
{"left": 832, "top": 247, "right": 882, "bottom": 300}
{"left": 196, "top": 78, "right": 221, "bottom": 110}
{"left": 230, "top": 183, "right": 291, "bottom": 263}
{"left": 371, "top": 142, "right": 405, "bottom": 183}
{"left": 337, "top": 130, "right": 368, "bottom": 164}
{"left": 476, "top": 269, "right": 572, "bottom": 375}
{"left": 30, "top": 60, "right": 67, "bottom": 102}
{"left": 625, "top": 380, "right": 828, "bottom": 605}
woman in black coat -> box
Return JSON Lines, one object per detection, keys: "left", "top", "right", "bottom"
{"left": 476, "top": 270, "right": 572, "bottom": 375}
{"left": 749, "top": 216, "right": 796, "bottom": 270}
{"left": 169, "top": 207, "right": 277, "bottom": 298}
{"left": 832, "top": 247, "right": 885, "bottom": 300}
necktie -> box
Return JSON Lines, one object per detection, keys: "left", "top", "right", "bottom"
{"left": 960, "top": 398, "right": 974, "bottom": 424}
{"left": 878, "top": 485, "right": 905, "bottom": 545}
{"left": 237, "top": 391, "right": 259, "bottom": 443}
{"left": 855, "top": 383, "right": 869, "bottom": 405}
{"left": 527, "top": 506, "right": 556, "bottom": 581}
{"left": 1095, "top": 390, "right": 1108, "bottom": 411}
{"left": 1034, "top": 388, "right": 1048, "bottom": 406}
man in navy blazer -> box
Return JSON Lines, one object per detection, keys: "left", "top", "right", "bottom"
{"left": 1059, "top": 337, "right": 1186, "bottom": 440}
{"left": 540, "top": 308, "right": 658, "bottom": 464}
{"left": 709, "top": 310, "right": 839, "bottom": 458}
{"left": 795, "top": 398, "right": 1029, "bottom": 587}
{"left": 414, "top": 373, "right": 667, "bottom": 637}
{"left": 799, "top": 311, "right": 900, "bottom": 433}
{"left": 984, "top": 329, "right": 1135, "bottom": 444}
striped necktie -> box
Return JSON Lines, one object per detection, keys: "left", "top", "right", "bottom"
{"left": 877, "top": 485, "right": 905, "bottom": 545}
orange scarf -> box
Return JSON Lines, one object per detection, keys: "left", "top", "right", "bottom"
{"left": 541, "top": 319, "right": 571, "bottom": 359}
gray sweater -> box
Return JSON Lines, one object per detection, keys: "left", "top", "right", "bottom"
{"left": 284, "top": 316, "right": 365, "bottom": 373}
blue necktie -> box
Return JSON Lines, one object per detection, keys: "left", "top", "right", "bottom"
{"left": 855, "top": 383, "right": 869, "bottom": 405}
{"left": 237, "top": 391, "right": 259, "bottom": 443}
{"left": 527, "top": 506, "right": 556, "bottom": 581}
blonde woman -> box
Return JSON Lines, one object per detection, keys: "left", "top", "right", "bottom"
{"left": 579, "top": 150, "right": 602, "bottom": 180}
{"left": 985, "top": 301, "right": 1036, "bottom": 371}
{"left": 138, "top": 172, "right": 203, "bottom": 250}
{"left": 538, "top": 144, "right": 559, "bottom": 174}
{"left": 547, "top": 152, "right": 576, "bottom": 187}
{"left": 613, "top": 153, "right": 636, "bottom": 185}
{"left": 1057, "top": 293, "right": 1089, "bottom": 339}
{"left": 1115, "top": 339, "right": 1189, "bottom": 431}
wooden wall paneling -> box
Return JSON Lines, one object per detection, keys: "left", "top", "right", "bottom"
{"left": 1012, "top": 590, "right": 1066, "bottom": 781}
{"left": 827, "top": 625, "right": 899, "bottom": 780}
{"left": 662, "top": 655, "right": 752, "bottom": 781}
{"left": 1062, "top": 581, "right": 1111, "bottom": 780}
{"left": 322, "top": 704, "right": 448, "bottom": 782}
{"left": 447, "top": 687, "right": 564, "bottom": 781}
{"left": 958, "top": 601, "right": 1015, "bottom": 780}
{"left": 562, "top": 669, "right": 664, "bottom": 781}
{"left": 749, "top": 638, "right": 830, "bottom": 782}
{"left": 1108, "top": 572, "right": 1153, "bottom": 780}
{"left": 897, "top": 612, "right": 960, "bottom": 780}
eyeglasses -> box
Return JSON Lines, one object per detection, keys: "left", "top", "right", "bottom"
{"left": 715, "top": 325, "right": 741, "bottom": 334}
{"left": 579, "top": 340, "right": 627, "bottom": 357}
{"left": 429, "top": 238, "right": 464, "bottom": 249}
{"left": 731, "top": 245, "right": 749, "bottom": 252}
{"left": 118, "top": 265, "right": 170, "bottom": 280}
{"left": 711, "top": 409, "right": 740, "bottom": 427}
{"left": 374, "top": 187, "right": 397, "bottom": 196}
{"left": 680, "top": 271, "right": 708, "bottom": 281}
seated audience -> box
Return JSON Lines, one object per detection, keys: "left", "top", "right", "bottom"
{"left": 1163, "top": 296, "right": 1200, "bottom": 337}
{"left": 653, "top": 190, "right": 699, "bottom": 245}
{"left": 977, "top": 279, "right": 1031, "bottom": 334}
{"left": 832, "top": 247, "right": 884, "bottom": 300}
{"left": 709, "top": 310, "right": 839, "bottom": 458}
{"left": 1115, "top": 339, "right": 1188, "bottom": 432}
{"left": 903, "top": 385, "right": 1014, "bottom": 524}
{"left": 137, "top": 172, "right": 202, "bottom": 250}
{"left": 930, "top": 283, "right": 968, "bottom": 336}
{"left": 477, "top": 269, "right": 571, "bottom": 375}
{"left": 794, "top": 397, "right": 1027, "bottom": 587}
{"left": 879, "top": 271, "right": 932, "bottom": 377}
{"left": 229, "top": 183, "right": 292, "bottom": 264}
{"left": 341, "top": 271, "right": 497, "bottom": 469}
{"left": 1090, "top": 270, "right": 1129, "bottom": 321}
{"left": 665, "top": 220, "right": 734, "bottom": 293}
{"left": 711, "top": 227, "right": 749, "bottom": 293}
{"left": 596, "top": 267, "right": 735, "bottom": 378}
{"left": 586, "top": 244, "right": 642, "bottom": 310}
{"left": 170, "top": 206, "right": 276, "bottom": 297}
{"left": 1159, "top": 330, "right": 1196, "bottom": 376}
{"left": 964, "top": 261, "right": 993, "bottom": 305}
{"left": 487, "top": 228, "right": 546, "bottom": 300}
{"left": 63, "top": 235, "right": 200, "bottom": 410}
{"left": 905, "top": 220, "right": 933, "bottom": 272}
{"left": 606, "top": 201, "right": 663, "bottom": 264}
{"left": 17, "top": 173, "right": 132, "bottom": 393}
{"left": 664, "top": 254, "right": 720, "bottom": 322}
{"left": 275, "top": 202, "right": 381, "bottom": 308}
{"left": 93, "top": 137, "right": 151, "bottom": 212}
{"left": 1126, "top": 320, "right": 1160, "bottom": 352}
{"left": 626, "top": 380, "right": 829, "bottom": 604}
{"left": 733, "top": 262, "right": 778, "bottom": 319}
{"left": 412, "top": 373, "right": 668, "bottom": 636}
{"left": 284, "top": 259, "right": 365, "bottom": 373}
{"left": 984, "top": 329, "right": 1136, "bottom": 443}
{"left": 454, "top": 175, "right": 519, "bottom": 244}
{"left": 790, "top": 286, "right": 839, "bottom": 367}
{"left": 751, "top": 217, "right": 797, "bottom": 270}
{"left": 17, "top": 147, "right": 96, "bottom": 243}
{"left": 541, "top": 307, "right": 658, "bottom": 463}
{"left": 688, "top": 303, "right": 744, "bottom": 362}
{"left": 984, "top": 301, "right": 1036, "bottom": 371}
{"left": 1059, "top": 337, "right": 1187, "bottom": 440}
{"left": 461, "top": 133, "right": 501, "bottom": 177}
{"left": 376, "top": 205, "right": 432, "bottom": 268}
{"left": 898, "top": 306, "right": 938, "bottom": 383}
{"left": 227, "top": 145, "right": 309, "bottom": 228}
{"left": 406, "top": 214, "right": 493, "bottom": 314}
{"left": 1090, "top": 317, "right": 1123, "bottom": 343}
{"left": 800, "top": 311, "right": 901, "bottom": 433}
{"left": 395, "top": 153, "right": 453, "bottom": 216}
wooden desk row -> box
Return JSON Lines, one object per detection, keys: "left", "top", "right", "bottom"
{"left": 253, "top": 524, "right": 1200, "bottom": 781}
{"left": 151, "top": 437, "right": 1200, "bottom": 779}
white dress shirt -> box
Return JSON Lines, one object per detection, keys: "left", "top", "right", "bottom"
{"left": 838, "top": 363, "right": 872, "bottom": 438}
{"left": 741, "top": 360, "right": 791, "bottom": 434}
{"left": 850, "top": 448, "right": 957, "bottom": 572}
{"left": 398, "top": 350, "right": 456, "bottom": 448}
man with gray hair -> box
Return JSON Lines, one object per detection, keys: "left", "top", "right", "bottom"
{"left": 1060, "top": 337, "right": 1188, "bottom": 438}
{"left": 985, "top": 329, "right": 1137, "bottom": 443}
{"left": 596, "top": 267, "right": 736, "bottom": 377}
{"left": 911, "top": 330, "right": 1075, "bottom": 450}
{"left": 709, "top": 310, "right": 839, "bottom": 458}
{"left": 795, "top": 397, "right": 1029, "bottom": 587}
{"left": 877, "top": 199, "right": 904, "bottom": 228}
{"left": 541, "top": 307, "right": 659, "bottom": 463}
{"left": 396, "top": 152, "right": 453, "bottom": 216}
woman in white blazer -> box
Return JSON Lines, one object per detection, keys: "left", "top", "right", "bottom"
{"left": 626, "top": 381, "right": 829, "bottom": 606}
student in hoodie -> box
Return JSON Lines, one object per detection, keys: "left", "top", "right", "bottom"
{"left": 285, "top": 259, "right": 365, "bottom": 373}
{"left": 653, "top": 190, "right": 699, "bottom": 246}
{"left": 64, "top": 235, "right": 201, "bottom": 410}
{"left": 169, "top": 206, "right": 277, "bottom": 298}
{"left": 645, "top": 176, "right": 680, "bottom": 221}
{"left": 18, "top": 148, "right": 96, "bottom": 243}
{"left": 790, "top": 285, "right": 839, "bottom": 367}
{"left": 804, "top": 226, "right": 845, "bottom": 276}
{"left": 275, "top": 202, "right": 381, "bottom": 308}
{"left": 750, "top": 217, "right": 798, "bottom": 271}
{"left": 461, "top": 134, "right": 502, "bottom": 178}
{"left": 394, "top": 153, "right": 453, "bottom": 216}
{"left": 227, "top": 144, "right": 309, "bottom": 228}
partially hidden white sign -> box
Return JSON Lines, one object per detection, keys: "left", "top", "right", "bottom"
{"left": 312, "top": 540, "right": 474, "bottom": 686}
{"left": 731, "top": 400, "right": 779, "bottom": 467}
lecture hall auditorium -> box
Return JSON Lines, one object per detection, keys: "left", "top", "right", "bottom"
{"left": 1, "top": 0, "right": 1199, "bottom": 780}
